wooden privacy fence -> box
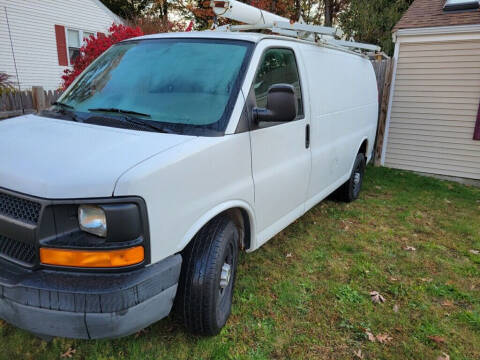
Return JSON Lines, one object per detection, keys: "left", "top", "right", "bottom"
{"left": 371, "top": 59, "right": 393, "bottom": 166}
{"left": 0, "top": 86, "right": 62, "bottom": 119}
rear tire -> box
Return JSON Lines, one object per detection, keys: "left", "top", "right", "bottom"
{"left": 176, "top": 215, "right": 240, "bottom": 336}
{"left": 336, "top": 153, "right": 366, "bottom": 203}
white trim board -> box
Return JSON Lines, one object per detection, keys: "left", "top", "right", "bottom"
{"left": 380, "top": 40, "right": 399, "bottom": 166}
{"left": 394, "top": 24, "right": 480, "bottom": 43}
{"left": 395, "top": 24, "right": 480, "bottom": 38}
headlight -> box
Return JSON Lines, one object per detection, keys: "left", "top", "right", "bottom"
{"left": 78, "top": 205, "right": 107, "bottom": 237}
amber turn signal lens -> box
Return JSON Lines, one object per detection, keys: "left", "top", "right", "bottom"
{"left": 40, "top": 246, "right": 144, "bottom": 268}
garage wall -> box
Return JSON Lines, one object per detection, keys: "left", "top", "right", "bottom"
{"left": 385, "top": 39, "right": 480, "bottom": 180}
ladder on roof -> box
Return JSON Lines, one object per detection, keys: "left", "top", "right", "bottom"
{"left": 210, "top": 0, "right": 382, "bottom": 56}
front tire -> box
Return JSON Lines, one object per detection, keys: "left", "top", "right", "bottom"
{"left": 177, "top": 215, "right": 240, "bottom": 335}
{"left": 336, "top": 153, "right": 366, "bottom": 202}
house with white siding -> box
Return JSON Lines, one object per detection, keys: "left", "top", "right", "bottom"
{"left": 382, "top": 0, "right": 480, "bottom": 181}
{"left": 0, "top": 0, "right": 123, "bottom": 91}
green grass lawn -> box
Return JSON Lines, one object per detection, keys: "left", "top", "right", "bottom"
{"left": 1, "top": 167, "right": 479, "bottom": 360}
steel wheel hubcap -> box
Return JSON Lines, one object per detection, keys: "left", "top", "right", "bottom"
{"left": 220, "top": 263, "right": 231, "bottom": 289}
{"left": 354, "top": 172, "right": 361, "bottom": 185}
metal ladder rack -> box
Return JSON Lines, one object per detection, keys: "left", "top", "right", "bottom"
{"left": 210, "top": 0, "right": 382, "bottom": 57}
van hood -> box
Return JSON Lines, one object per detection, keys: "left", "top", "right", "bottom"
{"left": 0, "top": 115, "right": 193, "bottom": 199}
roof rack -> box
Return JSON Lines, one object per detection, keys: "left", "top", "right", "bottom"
{"left": 210, "top": 0, "right": 382, "bottom": 57}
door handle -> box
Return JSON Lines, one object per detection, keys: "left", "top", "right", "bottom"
{"left": 305, "top": 124, "right": 310, "bottom": 149}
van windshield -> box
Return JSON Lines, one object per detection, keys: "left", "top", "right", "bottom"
{"left": 59, "top": 39, "right": 253, "bottom": 135}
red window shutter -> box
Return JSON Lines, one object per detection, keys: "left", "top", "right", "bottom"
{"left": 474, "top": 100, "right": 480, "bottom": 140}
{"left": 55, "top": 25, "right": 68, "bottom": 66}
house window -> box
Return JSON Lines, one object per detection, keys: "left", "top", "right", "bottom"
{"left": 83, "top": 31, "right": 95, "bottom": 41}
{"left": 67, "top": 29, "right": 95, "bottom": 65}
{"left": 444, "top": 0, "right": 479, "bottom": 11}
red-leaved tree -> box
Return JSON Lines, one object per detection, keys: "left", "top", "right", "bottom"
{"left": 61, "top": 23, "right": 144, "bottom": 89}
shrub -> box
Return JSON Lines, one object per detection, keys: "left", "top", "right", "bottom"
{"left": 61, "top": 23, "right": 143, "bottom": 89}
{"left": 0, "top": 72, "right": 15, "bottom": 91}
{"left": 129, "top": 16, "right": 187, "bottom": 34}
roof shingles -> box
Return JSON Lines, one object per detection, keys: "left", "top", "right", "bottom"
{"left": 394, "top": 0, "right": 480, "bottom": 31}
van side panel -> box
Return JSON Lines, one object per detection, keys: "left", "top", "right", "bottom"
{"left": 299, "top": 44, "right": 378, "bottom": 210}
{"left": 114, "top": 133, "right": 255, "bottom": 264}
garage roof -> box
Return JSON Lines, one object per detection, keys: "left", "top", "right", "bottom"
{"left": 393, "top": 0, "right": 480, "bottom": 31}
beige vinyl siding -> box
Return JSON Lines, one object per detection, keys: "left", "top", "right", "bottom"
{"left": 385, "top": 39, "right": 480, "bottom": 180}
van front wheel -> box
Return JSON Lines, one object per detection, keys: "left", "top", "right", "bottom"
{"left": 177, "top": 215, "right": 240, "bottom": 335}
{"left": 337, "top": 153, "right": 366, "bottom": 202}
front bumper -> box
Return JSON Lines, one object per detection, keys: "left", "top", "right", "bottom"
{"left": 0, "top": 254, "right": 181, "bottom": 339}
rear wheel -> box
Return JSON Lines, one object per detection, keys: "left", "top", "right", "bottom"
{"left": 176, "top": 215, "right": 240, "bottom": 335}
{"left": 336, "top": 153, "right": 366, "bottom": 202}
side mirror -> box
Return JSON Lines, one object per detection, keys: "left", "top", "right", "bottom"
{"left": 253, "top": 84, "right": 297, "bottom": 123}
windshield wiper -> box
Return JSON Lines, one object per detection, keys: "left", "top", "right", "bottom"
{"left": 121, "top": 116, "right": 176, "bottom": 134}
{"left": 88, "top": 108, "right": 174, "bottom": 134}
{"left": 52, "top": 101, "right": 74, "bottom": 110}
{"left": 51, "top": 101, "right": 81, "bottom": 122}
{"left": 88, "top": 107, "right": 151, "bottom": 118}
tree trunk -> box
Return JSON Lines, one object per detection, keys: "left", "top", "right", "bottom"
{"left": 271, "top": 0, "right": 277, "bottom": 13}
{"left": 161, "top": 1, "right": 168, "bottom": 25}
{"left": 324, "top": 0, "right": 333, "bottom": 27}
{"left": 294, "top": 0, "right": 301, "bottom": 21}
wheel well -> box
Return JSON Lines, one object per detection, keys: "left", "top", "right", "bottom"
{"left": 358, "top": 139, "right": 368, "bottom": 156}
{"left": 224, "top": 208, "right": 251, "bottom": 251}
{"left": 188, "top": 208, "right": 251, "bottom": 252}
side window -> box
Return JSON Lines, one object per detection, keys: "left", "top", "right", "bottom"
{"left": 253, "top": 48, "right": 304, "bottom": 118}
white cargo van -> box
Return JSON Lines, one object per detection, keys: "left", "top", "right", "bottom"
{"left": 0, "top": 28, "right": 378, "bottom": 339}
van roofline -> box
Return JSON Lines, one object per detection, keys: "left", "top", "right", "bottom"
{"left": 125, "top": 31, "right": 371, "bottom": 59}
{"left": 127, "top": 30, "right": 292, "bottom": 43}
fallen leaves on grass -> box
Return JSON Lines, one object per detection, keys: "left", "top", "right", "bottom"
{"left": 340, "top": 220, "right": 353, "bottom": 231}
{"left": 404, "top": 246, "right": 416, "bottom": 251}
{"left": 365, "top": 330, "right": 376, "bottom": 342}
{"left": 393, "top": 304, "right": 399, "bottom": 313}
{"left": 469, "top": 249, "right": 479, "bottom": 255}
{"left": 353, "top": 349, "right": 364, "bottom": 359}
{"left": 61, "top": 348, "right": 76, "bottom": 358}
{"left": 370, "top": 291, "right": 386, "bottom": 304}
{"left": 376, "top": 334, "right": 393, "bottom": 344}
{"left": 428, "top": 335, "right": 446, "bottom": 344}
{"left": 421, "top": 278, "right": 433, "bottom": 282}
{"left": 365, "top": 330, "right": 392, "bottom": 344}
{"left": 437, "top": 352, "right": 450, "bottom": 360}
{"left": 441, "top": 300, "right": 454, "bottom": 307}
